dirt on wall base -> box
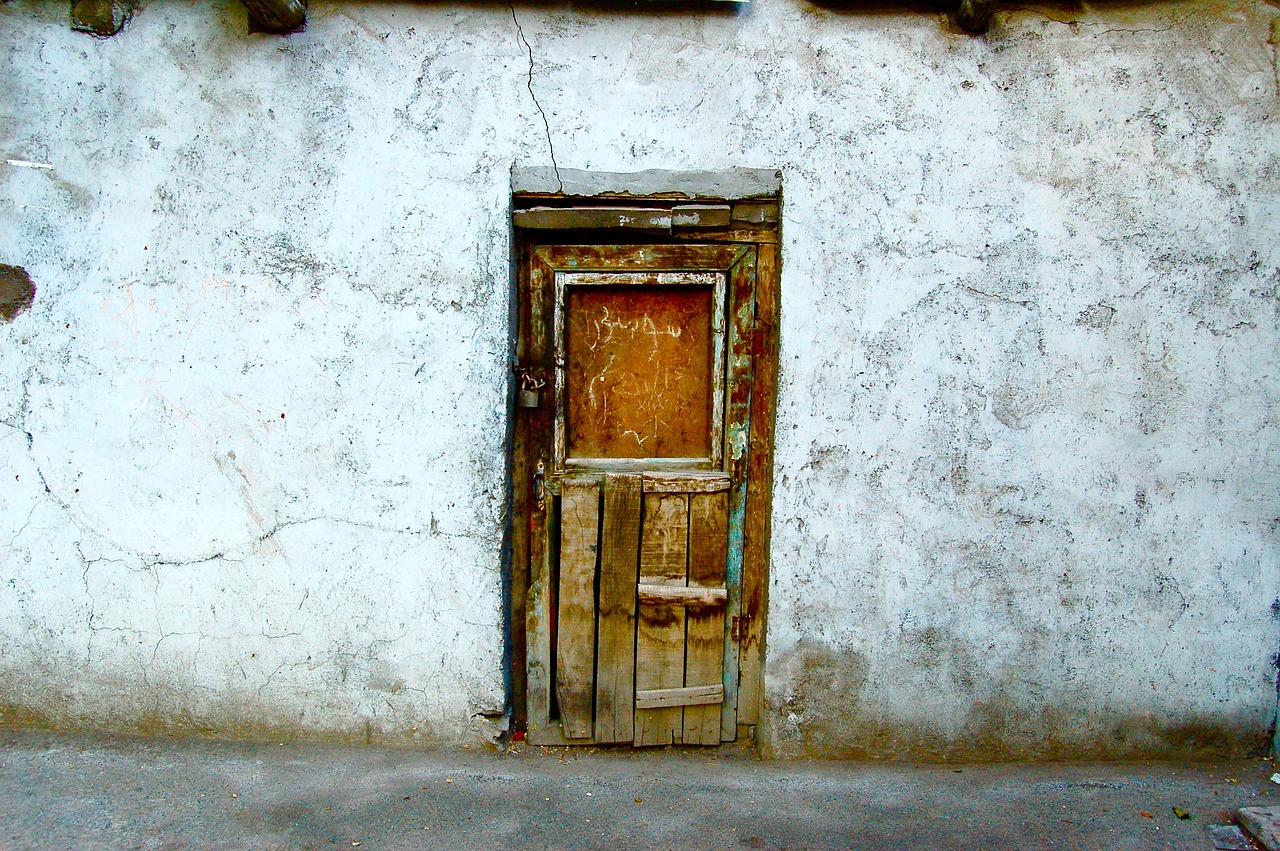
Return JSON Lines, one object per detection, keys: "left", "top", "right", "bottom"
{"left": 762, "top": 642, "right": 1272, "bottom": 762}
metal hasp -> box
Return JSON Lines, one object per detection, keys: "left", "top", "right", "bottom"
{"left": 242, "top": 0, "right": 306, "bottom": 34}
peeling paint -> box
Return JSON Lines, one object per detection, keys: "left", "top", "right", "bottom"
{"left": 1, "top": 0, "right": 1277, "bottom": 755}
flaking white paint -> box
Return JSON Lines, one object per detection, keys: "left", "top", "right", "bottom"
{"left": 1, "top": 0, "right": 1277, "bottom": 753}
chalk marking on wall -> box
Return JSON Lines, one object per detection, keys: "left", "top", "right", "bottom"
{"left": 4, "top": 159, "right": 54, "bottom": 170}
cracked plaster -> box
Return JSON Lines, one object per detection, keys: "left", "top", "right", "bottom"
{"left": 1, "top": 0, "right": 1279, "bottom": 753}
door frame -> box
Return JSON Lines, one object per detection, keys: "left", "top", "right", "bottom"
{"left": 508, "top": 169, "right": 781, "bottom": 746}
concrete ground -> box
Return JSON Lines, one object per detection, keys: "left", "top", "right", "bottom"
{"left": 0, "top": 729, "right": 1277, "bottom": 850}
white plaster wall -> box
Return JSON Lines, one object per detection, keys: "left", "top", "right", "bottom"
{"left": 2, "top": 0, "right": 1277, "bottom": 753}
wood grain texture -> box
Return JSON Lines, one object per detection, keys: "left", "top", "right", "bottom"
{"left": 737, "top": 241, "right": 778, "bottom": 727}
{"left": 670, "top": 228, "right": 780, "bottom": 245}
{"left": 730, "top": 202, "right": 780, "bottom": 224}
{"left": 565, "top": 283, "right": 714, "bottom": 461}
{"left": 522, "top": 244, "right": 560, "bottom": 744}
{"left": 685, "top": 491, "right": 730, "bottom": 745}
{"left": 636, "top": 684, "right": 724, "bottom": 709}
{"left": 510, "top": 242, "right": 533, "bottom": 734}
{"left": 525, "top": 499, "right": 557, "bottom": 744}
{"left": 594, "top": 473, "right": 642, "bottom": 744}
{"left": 514, "top": 207, "right": 672, "bottom": 232}
{"left": 534, "top": 244, "right": 748, "bottom": 274}
{"left": 642, "top": 472, "right": 731, "bottom": 493}
{"left": 720, "top": 247, "right": 757, "bottom": 741}
{"left": 671, "top": 205, "right": 732, "bottom": 228}
{"left": 634, "top": 492, "right": 689, "bottom": 746}
{"left": 556, "top": 481, "right": 599, "bottom": 739}
{"left": 518, "top": 230, "right": 778, "bottom": 748}
{"left": 637, "top": 584, "right": 726, "bottom": 607}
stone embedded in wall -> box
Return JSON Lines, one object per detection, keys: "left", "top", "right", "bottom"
{"left": 70, "top": 0, "right": 133, "bottom": 37}
{"left": 242, "top": 0, "right": 307, "bottom": 34}
{"left": 955, "top": 0, "right": 995, "bottom": 34}
{"left": 0, "top": 265, "right": 36, "bottom": 323}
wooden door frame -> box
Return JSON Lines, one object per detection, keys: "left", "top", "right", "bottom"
{"left": 508, "top": 170, "right": 780, "bottom": 746}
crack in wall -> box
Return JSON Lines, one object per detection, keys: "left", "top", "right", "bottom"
{"left": 959, "top": 283, "right": 1034, "bottom": 308}
{"left": 510, "top": 4, "right": 562, "bottom": 193}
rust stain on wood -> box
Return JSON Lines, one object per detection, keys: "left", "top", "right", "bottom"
{"left": 567, "top": 285, "right": 712, "bottom": 460}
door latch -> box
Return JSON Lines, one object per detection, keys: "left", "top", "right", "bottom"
{"left": 533, "top": 460, "right": 547, "bottom": 511}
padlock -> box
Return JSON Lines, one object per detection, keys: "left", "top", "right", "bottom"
{"left": 516, "top": 369, "right": 545, "bottom": 408}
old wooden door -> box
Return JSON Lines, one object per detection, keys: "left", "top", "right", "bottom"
{"left": 519, "top": 244, "right": 760, "bottom": 746}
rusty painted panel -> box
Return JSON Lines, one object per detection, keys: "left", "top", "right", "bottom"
{"left": 721, "top": 247, "right": 757, "bottom": 741}
{"left": 566, "top": 285, "right": 713, "bottom": 461}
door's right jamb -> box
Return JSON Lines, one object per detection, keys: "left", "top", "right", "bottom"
{"left": 737, "top": 240, "right": 779, "bottom": 729}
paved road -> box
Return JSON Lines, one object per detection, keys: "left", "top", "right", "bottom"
{"left": 0, "top": 729, "right": 1276, "bottom": 849}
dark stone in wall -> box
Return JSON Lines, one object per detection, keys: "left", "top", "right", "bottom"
{"left": 0, "top": 265, "right": 36, "bottom": 323}
{"left": 956, "top": 0, "right": 994, "bottom": 33}
{"left": 70, "top": 0, "right": 132, "bottom": 37}
{"left": 243, "top": 0, "right": 307, "bottom": 34}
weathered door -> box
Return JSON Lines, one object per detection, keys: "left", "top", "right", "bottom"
{"left": 520, "top": 244, "right": 759, "bottom": 746}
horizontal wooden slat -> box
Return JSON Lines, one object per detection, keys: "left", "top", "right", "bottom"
{"left": 637, "top": 584, "right": 727, "bottom": 608}
{"left": 672, "top": 205, "right": 731, "bottom": 229}
{"left": 550, "top": 470, "right": 732, "bottom": 495}
{"left": 730, "top": 202, "right": 779, "bottom": 225}
{"left": 563, "top": 271, "right": 721, "bottom": 287}
{"left": 533, "top": 244, "right": 749, "bottom": 273}
{"left": 642, "top": 473, "right": 731, "bottom": 493}
{"left": 635, "top": 685, "right": 725, "bottom": 710}
{"left": 514, "top": 207, "right": 671, "bottom": 232}
{"left": 565, "top": 458, "right": 717, "bottom": 474}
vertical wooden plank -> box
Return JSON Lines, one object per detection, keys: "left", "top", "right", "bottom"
{"left": 510, "top": 240, "right": 531, "bottom": 735}
{"left": 738, "top": 241, "right": 778, "bottom": 727}
{"left": 524, "top": 249, "right": 560, "bottom": 744}
{"left": 552, "top": 270, "right": 567, "bottom": 468}
{"left": 634, "top": 492, "right": 689, "bottom": 746}
{"left": 556, "top": 481, "right": 599, "bottom": 739}
{"left": 595, "top": 473, "right": 642, "bottom": 744}
{"left": 525, "top": 492, "right": 557, "bottom": 743}
{"left": 684, "top": 491, "right": 729, "bottom": 745}
{"left": 721, "top": 247, "right": 757, "bottom": 740}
